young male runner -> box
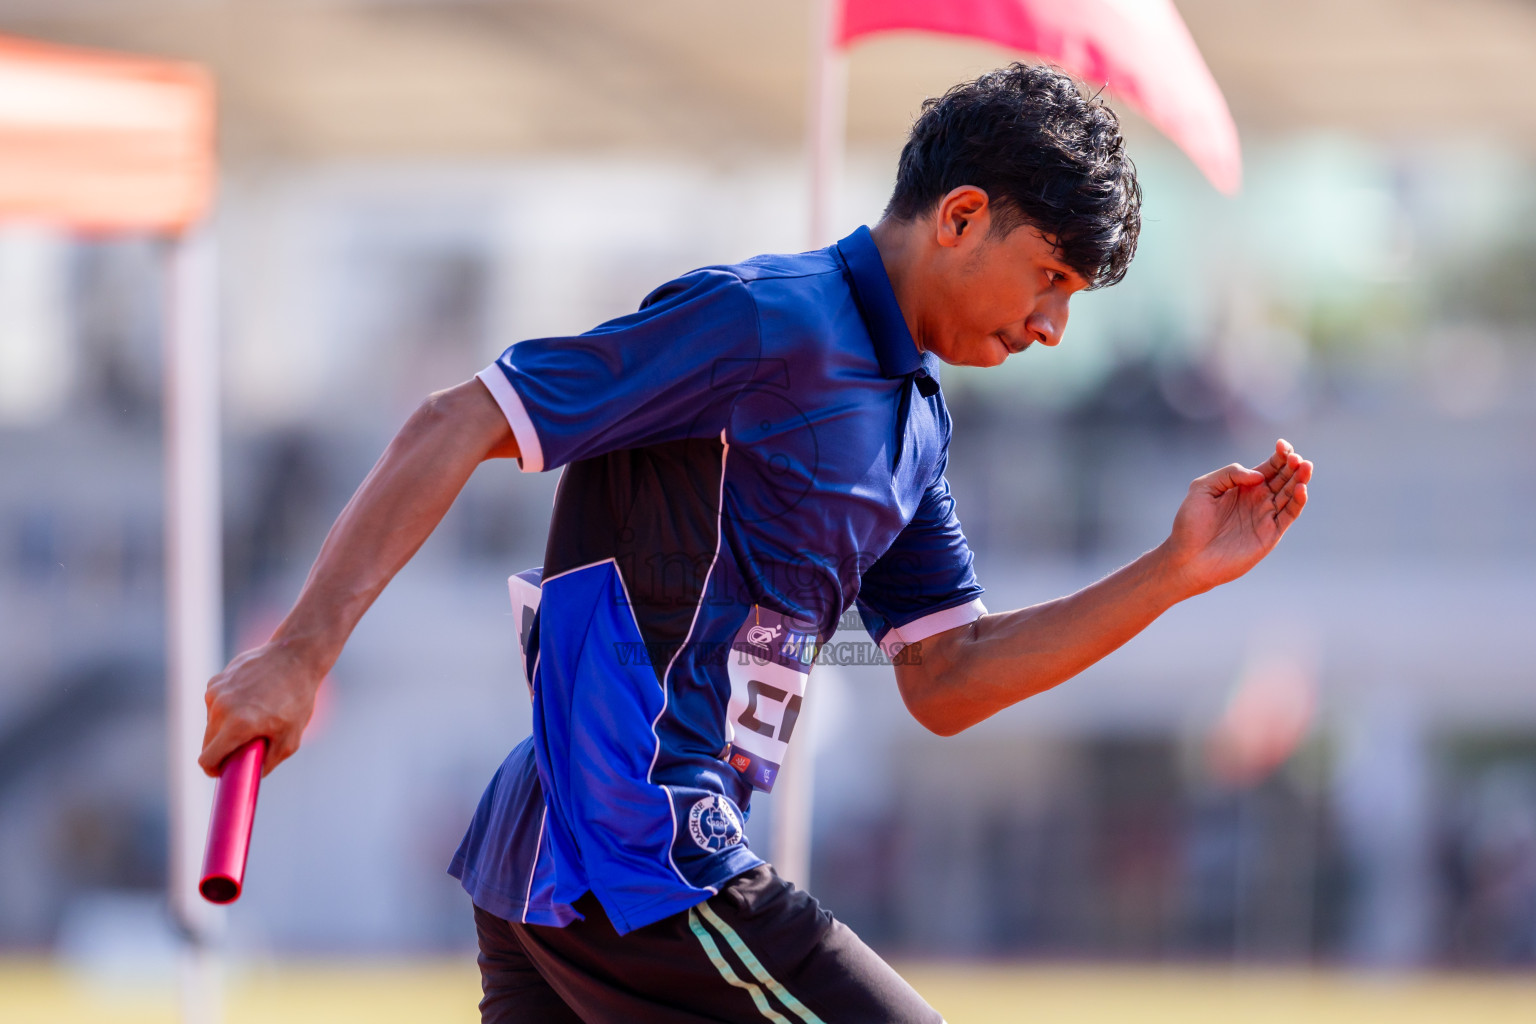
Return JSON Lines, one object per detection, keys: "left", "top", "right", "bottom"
{"left": 201, "top": 64, "right": 1313, "bottom": 1022}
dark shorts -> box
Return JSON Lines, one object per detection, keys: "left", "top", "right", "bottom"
{"left": 474, "top": 864, "right": 943, "bottom": 1023}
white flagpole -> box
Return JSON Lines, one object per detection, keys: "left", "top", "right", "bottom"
{"left": 806, "top": 0, "right": 849, "bottom": 249}
{"left": 165, "top": 222, "right": 225, "bottom": 1024}
{"left": 773, "top": 0, "right": 849, "bottom": 892}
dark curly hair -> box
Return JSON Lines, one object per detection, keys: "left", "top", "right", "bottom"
{"left": 885, "top": 63, "right": 1142, "bottom": 289}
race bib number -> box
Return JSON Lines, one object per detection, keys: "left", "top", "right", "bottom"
{"left": 725, "top": 606, "right": 818, "bottom": 793}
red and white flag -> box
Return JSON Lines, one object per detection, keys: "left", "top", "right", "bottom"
{"left": 839, "top": 0, "right": 1240, "bottom": 194}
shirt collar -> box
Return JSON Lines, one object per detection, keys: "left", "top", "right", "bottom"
{"left": 835, "top": 225, "right": 923, "bottom": 380}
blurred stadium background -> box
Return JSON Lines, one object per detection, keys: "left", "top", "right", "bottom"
{"left": 1, "top": 0, "right": 1534, "bottom": 1020}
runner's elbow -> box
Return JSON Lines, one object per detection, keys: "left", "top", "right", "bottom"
{"left": 896, "top": 671, "right": 970, "bottom": 737}
{"left": 894, "top": 633, "right": 978, "bottom": 736}
{"left": 917, "top": 709, "right": 968, "bottom": 737}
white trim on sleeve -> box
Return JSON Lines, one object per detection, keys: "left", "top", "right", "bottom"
{"left": 881, "top": 597, "right": 987, "bottom": 657}
{"left": 476, "top": 365, "right": 546, "bottom": 473}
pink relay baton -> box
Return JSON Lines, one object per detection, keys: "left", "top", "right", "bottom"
{"left": 199, "top": 737, "right": 268, "bottom": 904}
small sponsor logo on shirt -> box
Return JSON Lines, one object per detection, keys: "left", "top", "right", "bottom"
{"left": 730, "top": 753, "right": 752, "bottom": 772}
{"left": 745, "top": 624, "right": 782, "bottom": 649}
{"left": 780, "top": 630, "right": 816, "bottom": 665}
{"left": 687, "top": 795, "right": 745, "bottom": 853}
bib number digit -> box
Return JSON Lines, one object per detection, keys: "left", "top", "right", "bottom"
{"left": 725, "top": 607, "right": 817, "bottom": 793}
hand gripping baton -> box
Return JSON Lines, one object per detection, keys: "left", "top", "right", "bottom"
{"left": 199, "top": 737, "right": 268, "bottom": 904}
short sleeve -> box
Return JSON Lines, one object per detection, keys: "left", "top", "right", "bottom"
{"left": 477, "top": 269, "right": 761, "bottom": 472}
{"left": 855, "top": 472, "right": 986, "bottom": 652}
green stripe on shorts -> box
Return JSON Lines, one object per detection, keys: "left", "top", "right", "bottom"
{"left": 695, "top": 901, "right": 827, "bottom": 1024}
{"left": 686, "top": 907, "right": 793, "bottom": 1024}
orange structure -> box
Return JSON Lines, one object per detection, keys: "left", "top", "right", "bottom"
{"left": 0, "top": 33, "right": 213, "bottom": 231}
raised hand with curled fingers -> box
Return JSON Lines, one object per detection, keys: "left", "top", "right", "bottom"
{"left": 1164, "top": 439, "right": 1314, "bottom": 596}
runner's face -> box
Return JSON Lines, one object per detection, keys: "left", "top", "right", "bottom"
{"left": 924, "top": 217, "right": 1089, "bottom": 368}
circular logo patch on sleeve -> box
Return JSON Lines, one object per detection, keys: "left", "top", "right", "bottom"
{"left": 687, "top": 795, "right": 745, "bottom": 852}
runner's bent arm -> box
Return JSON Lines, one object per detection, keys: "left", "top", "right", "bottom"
{"left": 199, "top": 379, "right": 519, "bottom": 776}
{"left": 894, "top": 440, "right": 1313, "bottom": 736}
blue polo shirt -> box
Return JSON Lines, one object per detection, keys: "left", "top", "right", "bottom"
{"left": 449, "top": 226, "right": 986, "bottom": 934}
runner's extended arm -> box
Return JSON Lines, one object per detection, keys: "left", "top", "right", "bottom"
{"left": 198, "top": 379, "right": 518, "bottom": 776}
{"left": 894, "top": 440, "right": 1312, "bottom": 735}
